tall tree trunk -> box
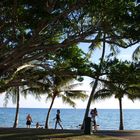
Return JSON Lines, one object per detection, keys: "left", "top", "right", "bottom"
{"left": 45, "top": 95, "right": 56, "bottom": 129}
{"left": 13, "top": 86, "right": 20, "bottom": 128}
{"left": 82, "top": 33, "right": 106, "bottom": 128}
{"left": 119, "top": 98, "right": 124, "bottom": 130}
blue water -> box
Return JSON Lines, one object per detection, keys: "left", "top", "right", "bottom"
{"left": 0, "top": 108, "right": 140, "bottom": 130}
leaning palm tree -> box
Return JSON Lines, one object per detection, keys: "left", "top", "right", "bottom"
{"left": 21, "top": 69, "right": 88, "bottom": 129}
{"left": 93, "top": 60, "right": 140, "bottom": 130}
{"left": 44, "top": 76, "right": 88, "bottom": 129}
{"left": 82, "top": 33, "right": 106, "bottom": 129}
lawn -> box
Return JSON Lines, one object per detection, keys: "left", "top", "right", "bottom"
{"left": 0, "top": 128, "right": 126, "bottom": 140}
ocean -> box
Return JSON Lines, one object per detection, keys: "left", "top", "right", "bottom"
{"left": 0, "top": 108, "right": 140, "bottom": 130}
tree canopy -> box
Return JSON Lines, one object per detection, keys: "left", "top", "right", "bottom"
{"left": 0, "top": 0, "right": 140, "bottom": 83}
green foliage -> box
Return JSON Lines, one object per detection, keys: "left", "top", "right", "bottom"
{"left": 3, "top": 87, "right": 18, "bottom": 107}
{"left": 94, "top": 58, "right": 140, "bottom": 101}
{"left": 0, "top": 0, "right": 140, "bottom": 83}
{"left": 1, "top": 1, "right": 140, "bottom": 111}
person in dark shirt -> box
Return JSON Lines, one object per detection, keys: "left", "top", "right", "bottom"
{"left": 54, "top": 109, "right": 63, "bottom": 129}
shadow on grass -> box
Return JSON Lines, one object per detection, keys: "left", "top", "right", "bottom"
{"left": 0, "top": 128, "right": 83, "bottom": 140}
{"left": 0, "top": 128, "right": 139, "bottom": 140}
{"left": 0, "top": 133, "right": 83, "bottom": 140}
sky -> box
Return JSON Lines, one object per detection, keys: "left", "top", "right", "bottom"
{"left": 0, "top": 44, "right": 139, "bottom": 109}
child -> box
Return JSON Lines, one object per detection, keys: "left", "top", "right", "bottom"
{"left": 36, "top": 122, "right": 40, "bottom": 128}
{"left": 36, "top": 122, "right": 43, "bottom": 128}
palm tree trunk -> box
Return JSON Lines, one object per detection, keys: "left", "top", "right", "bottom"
{"left": 82, "top": 78, "right": 99, "bottom": 129}
{"left": 119, "top": 98, "right": 124, "bottom": 130}
{"left": 82, "top": 33, "right": 106, "bottom": 129}
{"left": 45, "top": 95, "right": 56, "bottom": 129}
{"left": 13, "top": 86, "right": 20, "bottom": 128}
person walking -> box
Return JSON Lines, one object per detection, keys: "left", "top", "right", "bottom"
{"left": 54, "top": 109, "right": 63, "bottom": 129}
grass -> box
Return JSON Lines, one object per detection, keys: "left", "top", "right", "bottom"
{"left": 51, "top": 135, "right": 125, "bottom": 140}
{"left": 0, "top": 133, "right": 125, "bottom": 140}
{"left": 1, "top": 129, "right": 139, "bottom": 140}
{"left": 0, "top": 128, "right": 127, "bottom": 140}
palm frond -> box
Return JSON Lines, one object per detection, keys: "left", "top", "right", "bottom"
{"left": 4, "top": 87, "right": 18, "bottom": 105}
{"left": 132, "top": 46, "right": 140, "bottom": 62}
{"left": 46, "top": 92, "right": 54, "bottom": 101}
{"left": 128, "top": 86, "right": 140, "bottom": 92}
{"left": 56, "top": 78, "right": 74, "bottom": 90}
{"left": 123, "top": 85, "right": 140, "bottom": 100}
{"left": 3, "top": 92, "right": 11, "bottom": 107}
{"left": 64, "top": 90, "right": 88, "bottom": 101}
{"left": 93, "top": 88, "right": 113, "bottom": 101}
{"left": 129, "top": 83, "right": 140, "bottom": 88}
{"left": 109, "top": 44, "right": 120, "bottom": 56}
{"left": 61, "top": 94, "right": 76, "bottom": 108}
{"left": 87, "top": 41, "right": 102, "bottom": 59}
{"left": 65, "top": 83, "right": 83, "bottom": 90}
{"left": 126, "top": 90, "right": 140, "bottom": 101}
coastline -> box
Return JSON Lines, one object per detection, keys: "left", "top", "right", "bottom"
{"left": 0, "top": 108, "right": 140, "bottom": 130}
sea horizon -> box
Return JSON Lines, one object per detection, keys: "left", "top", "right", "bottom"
{"left": 0, "top": 108, "right": 140, "bottom": 130}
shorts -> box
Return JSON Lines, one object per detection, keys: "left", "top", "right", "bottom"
{"left": 26, "top": 120, "right": 31, "bottom": 125}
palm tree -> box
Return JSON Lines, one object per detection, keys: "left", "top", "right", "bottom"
{"left": 13, "top": 86, "right": 20, "bottom": 128}
{"left": 21, "top": 68, "right": 88, "bottom": 129}
{"left": 3, "top": 64, "right": 44, "bottom": 128}
{"left": 93, "top": 60, "right": 140, "bottom": 130}
{"left": 44, "top": 76, "right": 88, "bottom": 129}
{"left": 3, "top": 75, "right": 43, "bottom": 128}
{"left": 4, "top": 85, "right": 20, "bottom": 128}
{"left": 82, "top": 33, "right": 106, "bottom": 128}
